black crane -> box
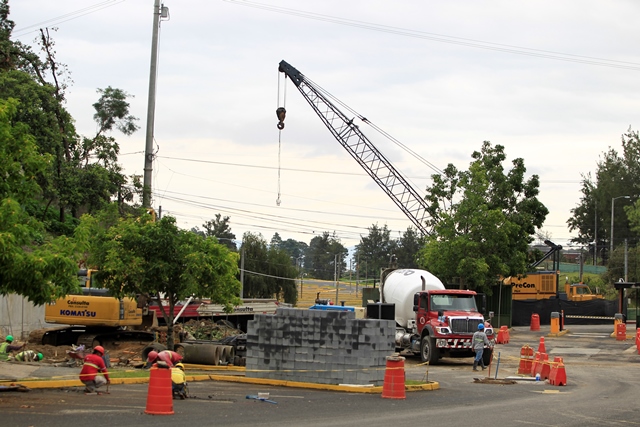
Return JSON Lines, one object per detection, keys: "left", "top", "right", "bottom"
{"left": 278, "top": 60, "right": 431, "bottom": 236}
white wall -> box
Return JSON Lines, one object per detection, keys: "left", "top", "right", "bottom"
{"left": 0, "top": 294, "right": 51, "bottom": 340}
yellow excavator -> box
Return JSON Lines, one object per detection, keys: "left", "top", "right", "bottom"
{"left": 37, "top": 269, "right": 156, "bottom": 348}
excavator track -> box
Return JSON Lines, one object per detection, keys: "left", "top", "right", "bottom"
{"left": 39, "top": 326, "right": 154, "bottom": 348}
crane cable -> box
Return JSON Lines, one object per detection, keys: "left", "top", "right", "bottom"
{"left": 275, "top": 71, "right": 288, "bottom": 206}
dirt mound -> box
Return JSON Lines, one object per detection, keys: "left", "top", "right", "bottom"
{"left": 181, "top": 319, "right": 244, "bottom": 341}
{"left": 6, "top": 341, "right": 148, "bottom": 366}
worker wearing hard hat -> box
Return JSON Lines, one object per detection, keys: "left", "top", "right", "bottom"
{"left": 0, "top": 336, "right": 25, "bottom": 361}
{"left": 13, "top": 350, "right": 43, "bottom": 362}
{"left": 471, "top": 323, "right": 491, "bottom": 371}
{"left": 171, "top": 362, "right": 188, "bottom": 399}
{"left": 146, "top": 350, "right": 183, "bottom": 368}
{"left": 79, "top": 345, "right": 111, "bottom": 395}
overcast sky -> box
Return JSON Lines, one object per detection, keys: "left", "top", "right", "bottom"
{"left": 9, "top": 0, "right": 640, "bottom": 249}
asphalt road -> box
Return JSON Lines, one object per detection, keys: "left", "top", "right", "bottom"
{"left": 1, "top": 325, "right": 638, "bottom": 427}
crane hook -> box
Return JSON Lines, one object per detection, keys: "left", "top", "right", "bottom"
{"left": 276, "top": 107, "right": 286, "bottom": 130}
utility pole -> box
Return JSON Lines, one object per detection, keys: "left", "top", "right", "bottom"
{"left": 239, "top": 247, "right": 245, "bottom": 299}
{"left": 334, "top": 253, "right": 339, "bottom": 305}
{"left": 143, "top": 0, "right": 166, "bottom": 208}
{"left": 356, "top": 253, "right": 359, "bottom": 297}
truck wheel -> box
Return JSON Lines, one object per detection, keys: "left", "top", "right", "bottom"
{"left": 482, "top": 347, "right": 493, "bottom": 367}
{"left": 420, "top": 336, "right": 439, "bottom": 365}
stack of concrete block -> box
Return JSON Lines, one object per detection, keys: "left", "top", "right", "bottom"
{"left": 245, "top": 307, "right": 395, "bottom": 386}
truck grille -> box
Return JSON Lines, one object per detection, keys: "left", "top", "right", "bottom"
{"left": 450, "top": 317, "right": 484, "bottom": 334}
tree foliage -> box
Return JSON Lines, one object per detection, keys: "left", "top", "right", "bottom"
{"left": 0, "top": 98, "right": 78, "bottom": 303}
{"left": 394, "top": 227, "right": 424, "bottom": 269}
{"left": 354, "top": 224, "right": 397, "bottom": 283}
{"left": 240, "top": 232, "right": 297, "bottom": 304}
{"left": 0, "top": 7, "right": 140, "bottom": 231}
{"left": 568, "top": 127, "right": 639, "bottom": 267}
{"left": 418, "top": 142, "right": 548, "bottom": 293}
{"left": 304, "top": 232, "right": 347, "bottom": 281}
{"left": 191, "top": 214, "right": 237, "bottom": 250}
{"left": 77, "top": 210, "right": 241, "bottom": 348}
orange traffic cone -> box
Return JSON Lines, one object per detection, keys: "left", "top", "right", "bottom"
{"left": 537, "top": 336, "right": 546, "bottom": 354}
{"left": 145, "top": 366, "right": 174, "bottom": 415}
{"left": 381, "top": 354, "right": 406, "bottom": 399}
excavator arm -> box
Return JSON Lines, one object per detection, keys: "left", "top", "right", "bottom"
{"left": 278, "top": 60, "right": 431, "bottom": 236}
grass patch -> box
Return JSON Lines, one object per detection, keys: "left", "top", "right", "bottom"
{"left": 108, "top": 369, "right": 150, "bottom": 379}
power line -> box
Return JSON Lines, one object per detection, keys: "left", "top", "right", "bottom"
{"left": 156, "top": 155, "right": 580, "bottom": 185}
{"left": 225, "top": 0, "right": 640, "bottom": 71}
{"left": 12, "top": 0, "right": 126, "bottom": 38}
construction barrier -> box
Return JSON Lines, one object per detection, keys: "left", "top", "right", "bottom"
{"left": 636, "top": 329, "right": 640, "bottom": 355}
{"left": 517, "top": 345, "right": 534, "bottom": 375}
{"left": 549, "top": 356, "right": 566, "bottom": 386}
{"left": 145, "top": 367, "right": 174, "bottom": 415}
{"left": 549, "top": 358, "right": 567, "bottom": 386}
{"left": 530, "top": 313, "right": 540, "bottom": 331}
{"left": 496, "top": 326, "right": 510, "bottom": 344}
{"left": 616, "top": 322, "right": 627, "bottom": 341}
{"left": 538, "top": 353, "right": 551, "bottom": 380}
{"left": 381, "top": 354, "right": 406, "bottom": 400}
{"left": 530, "top": 351, "right": 541, "bottom": 377}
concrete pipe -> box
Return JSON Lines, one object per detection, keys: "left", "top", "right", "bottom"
{"left": 182, "top": 343, "right": 224, "bottom": 366}
{"left": 220, "top": 345, "right": 235, "bottom": 364}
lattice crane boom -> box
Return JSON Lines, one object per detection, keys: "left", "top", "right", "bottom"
{"left": 278, "top": 60, "right": 431, "bottom": 236}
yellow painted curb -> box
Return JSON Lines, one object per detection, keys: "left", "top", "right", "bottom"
{"left": 182, "top": 363, "right": 245, "bottom": 372}
{"left": 207, "top": 374, "right": 439, "bottom": 393}
{"left": 1, "top": 370, "right": 439, "bottom": 393}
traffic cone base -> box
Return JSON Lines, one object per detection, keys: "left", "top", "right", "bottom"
{"left": 382, "top": 355, "right": 406, "bottom": 399}
{"left": 145, "top": 367, "right": 174, "bottom": 415}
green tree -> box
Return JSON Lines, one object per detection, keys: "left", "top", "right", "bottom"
{"left": 305, "top": 232, "right": 347, "bottom": 281}
{"left": 568, "top": 127, "right": 639, "bottom": 264}
{"left": 419, "top": 142, "right": 548, "bottom": 293}
{"left": 0, "top": 98, "right": 78, "bottom": 303}
{"left": 280, "top": 238, "right": 308, "bottom": 262}
{"left": 395, "top": 227, "right": 424, "bottom": 268}
{"left": 191, "top": 214, "right": 237, "bottom": 250}
{"left": 269, "top": 232, "right": 283, "bottom": 248}
{"left": 354, "top": 224, "right": 397, "bottom": 284}
{"left": 77, "top": 210, "right": 241, "bottom": 349}
{"left": 0, "top": 8, "right": 139, "bottom": 231}
{"left": 240, "top": 232, "right": 297, "bottom": 304}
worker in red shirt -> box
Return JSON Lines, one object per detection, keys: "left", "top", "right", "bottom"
{"left": 146, "top": 350, "right": 183, "bottom": 368}
{"left": 79, "top": 345, "right": 110, "bottom": 395}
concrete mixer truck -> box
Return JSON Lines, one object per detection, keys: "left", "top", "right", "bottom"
{"left": 379, "top": 269, "right": 494, "bottom": 365}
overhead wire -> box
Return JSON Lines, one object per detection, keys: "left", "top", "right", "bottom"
{"left": 154, "top": 154, "right": 579, "bottom": 184}
{"left": 224, "top": 0, "right": 640, "bottom": 72}
{"left": 157, "top": 192, "right": 374, "bottom": 237}
{"left": 12, "top": 0, "right": 126, "bottom": 38}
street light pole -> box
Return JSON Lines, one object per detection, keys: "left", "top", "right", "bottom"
{"left": 296, "top": 256, "right": 304, "bottom": 298}
{"left": 610, "top": 195, "right": 630, "bottom": 258}
{"left": 334, "top": 253, "right": 340, "bottom": 305}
